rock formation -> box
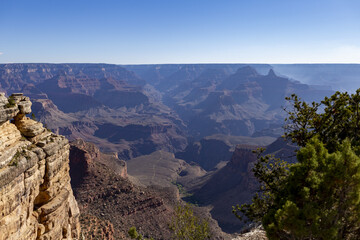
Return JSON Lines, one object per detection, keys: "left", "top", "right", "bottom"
{"left": 232, "top": 227, "right": 267, "bottom": 240}
{"left": 69, "top": 139, "right": 177, "bottom": 239}
{"left": 191, "top": 145, "right": 259, "bottom": 233}
{"left": 175, "top": 135, "right": 275, "bottom": 171}
{"left": 0, "top": 93, "right": 80, "bottom": 240}
{"left": 187, "top": 137, "right": 297, "bottom": 233}
{"left": 0, "top": 63, "right": 188, "bottom": 160}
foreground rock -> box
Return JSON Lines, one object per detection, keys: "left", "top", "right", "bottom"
{"left": 232, "top": 227, "right": 267, "bottom": 240}
{"left": 0, "top": 93, "right": 80, "bottom": 240}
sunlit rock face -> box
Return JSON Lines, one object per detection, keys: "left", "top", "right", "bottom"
{"left": 0, "top": 93, "right": 81, "bottom": 240}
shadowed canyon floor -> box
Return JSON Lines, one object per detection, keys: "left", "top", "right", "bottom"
{"left": 69, "top": 139, "right": 229, "bottom": 239}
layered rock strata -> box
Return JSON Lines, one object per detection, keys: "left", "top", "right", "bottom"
{"left": 0, "top": 93, "right": 80, "bottom": 240}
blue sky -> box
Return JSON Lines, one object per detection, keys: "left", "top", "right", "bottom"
{"left": 0, "top": 0, "right": 359, "bottom": 64}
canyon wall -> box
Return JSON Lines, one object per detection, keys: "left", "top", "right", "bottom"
{"left": 0, "top": 93, "right": 81, "bottom": 240}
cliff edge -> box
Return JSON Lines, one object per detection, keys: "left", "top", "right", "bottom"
{"left": 0, "top": 93, "right": 81, "bottom": 239}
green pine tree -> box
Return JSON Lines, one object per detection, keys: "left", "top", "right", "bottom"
{"left": 264, "top": 138, "right": 360, "bottom": 239}
{"left": 170, "top": 203, "right": 210, "bottom": 240}
{"left": 234, "top": 90, "right": 360, "bottom": 239}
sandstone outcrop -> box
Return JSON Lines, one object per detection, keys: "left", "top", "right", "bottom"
{"left": 0, "top": 93, "right": 81, "bottom": 240}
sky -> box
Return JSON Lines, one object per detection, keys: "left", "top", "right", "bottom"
{"left": 0, "top": 0, "right": 360, "bottom": 64}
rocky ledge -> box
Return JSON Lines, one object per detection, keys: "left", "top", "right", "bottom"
{"left": 232, "top": 227, "right": 267, "bottom": 240}
{"left": 0, "top": 93, "right": 81, "bottom": 240}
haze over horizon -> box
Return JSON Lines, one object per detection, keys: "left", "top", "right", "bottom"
{"left": 1, "top": 0, "right": 360, "bottom": 64}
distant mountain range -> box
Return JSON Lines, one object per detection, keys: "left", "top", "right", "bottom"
{"left": 272, "top": 64, "right": 360, "bottom": 92}
{"left": 0, "top": 63, "right": 341, "bottom": 159}
{"left": 127, "top": 64, "right": 335, "bottom": 139}
{"left": 125, "top": 63, "right": 360, "bottom": 92}
{"left": 0, "top": 64, "right": 188, "bottom": 158}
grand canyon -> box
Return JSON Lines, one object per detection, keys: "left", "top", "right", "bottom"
{"left": 1, "top": 63, "right": 359, "bottom": 239}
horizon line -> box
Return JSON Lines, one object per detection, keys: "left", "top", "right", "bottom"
{"left": 1, "top": 62, "right": 360, "bottom": 65}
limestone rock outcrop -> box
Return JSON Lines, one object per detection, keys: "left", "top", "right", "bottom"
{"left": 232, "top": 227, "right": 267, "bottom": 240}
{"left": 0, "top": 93, "right": 81, "bottom": 240}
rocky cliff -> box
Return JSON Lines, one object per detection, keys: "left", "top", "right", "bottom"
{"left": 0, "top": 93, "right": 81, "bottom": 240}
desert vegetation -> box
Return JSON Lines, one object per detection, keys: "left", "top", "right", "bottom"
{"left": 129, "top": 203, "right": 210, "bottom": 240}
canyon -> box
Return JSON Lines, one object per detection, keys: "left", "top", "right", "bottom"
{"left": 1, "top": 63, "right": 357, "bottom": 238}
{"left": 69, "top": 139, "right": 228, "bottom": 239}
